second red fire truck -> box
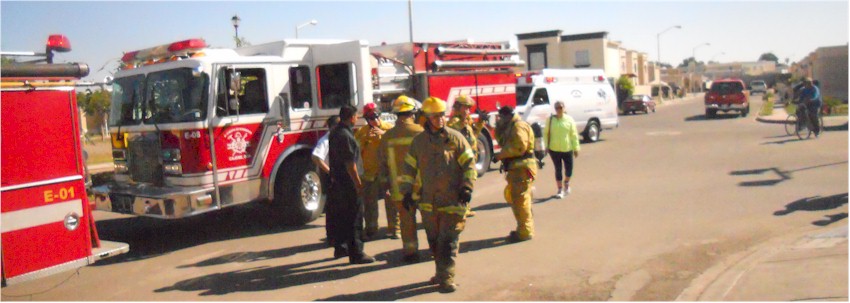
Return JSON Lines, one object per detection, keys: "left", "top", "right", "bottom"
{"left": 1, "top": 35, "right": 128, "bottom": 286}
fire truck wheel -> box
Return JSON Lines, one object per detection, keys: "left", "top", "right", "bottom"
{"left": 475, "top": 133, "right": 491, "bottom": 177}
{"left": 582, "top": 120, "right": 600, "bottom": 143}
{"left": 274, "top": 156, "right": 325, "bottom": 225}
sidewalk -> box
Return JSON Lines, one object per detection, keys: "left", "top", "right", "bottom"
{"left": 678, "top": 225, "right": 848, "bottom": 301}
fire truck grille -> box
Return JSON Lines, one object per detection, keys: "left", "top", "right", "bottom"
{"left": 110, "top": 194, "right": 134, "bottom": 214}
{"left": 127, "top": 133, "right": 163, "bottom": 184}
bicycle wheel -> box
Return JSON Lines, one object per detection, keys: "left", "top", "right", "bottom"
{"left": 796, "top": 115, "right": 813, "bottom": 140}
{"left": 784, "top": 115, "right": 796, "bottom": 136}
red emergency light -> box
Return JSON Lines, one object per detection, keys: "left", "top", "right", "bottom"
{"left": 46, "top": 35, "right": 71, "bottom": 53}
{"left": 120, "top": 38, "right": 207, "bottom": 69}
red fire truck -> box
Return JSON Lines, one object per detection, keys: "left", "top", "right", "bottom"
{"left": 92, "top": 38, "right": 374, "bottom": 225}
{"left": 371, "top": 41, "right": 524, "bottom": 175}
{"left": 1, "top": 35, "right": 128, "bottom": 286}
{"left": 92, "top": 37, "right": 524, "bottom": 225}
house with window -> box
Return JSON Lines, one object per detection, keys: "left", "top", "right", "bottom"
{"left": 515, "top": 30, "right": 651, "bottom": 86}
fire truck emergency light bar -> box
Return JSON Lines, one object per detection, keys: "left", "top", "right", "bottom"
{"left": 121, "top": 38, "right": 207, "bottom": 69}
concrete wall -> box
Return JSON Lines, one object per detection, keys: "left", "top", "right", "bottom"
{"left": 561, "top": 38, "right": 606, "bottom": 69}
{"left": 517, "top": 36, "right": 561, "bottom": 71}
{"left": 813, "top": 45, "right": 848, "bottom": 102}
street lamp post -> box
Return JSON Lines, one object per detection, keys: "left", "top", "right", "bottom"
{"left": 692, "top": 42, "right": 710, "bottom": 62}
{"left": 656, "top": 25, "right": 681, "bottom": 63}
{"left": 295, "top": 20, "right": 318, "bottom": 38}
{"left": 231, "top": 15, "right": 241, "bottom": 47}
{"left": 710, "top": 52, "right": 725, "bottom": 62}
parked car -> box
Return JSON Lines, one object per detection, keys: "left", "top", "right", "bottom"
{"left": 622, "top": 94, "right": 656, "bottom": 114}
{"left": 705, "top": 78, "right": 749, "bottom": 118}
{"left": 750, "top": 80, "right": 767, "bottom": 95}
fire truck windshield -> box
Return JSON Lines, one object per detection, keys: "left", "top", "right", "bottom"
{"left": 110, "top": 68, "right": 209, "bottom": 126}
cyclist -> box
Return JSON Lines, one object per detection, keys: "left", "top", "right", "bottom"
{"left": 795, "top": 77, "right": 823, "bottom": 137}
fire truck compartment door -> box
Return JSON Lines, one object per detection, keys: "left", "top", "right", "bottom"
{"left": 311, "top": 41, "right": 373, "bottom": 109}
{"left": 1, "top": 89, "right": 93, "bottom": 282}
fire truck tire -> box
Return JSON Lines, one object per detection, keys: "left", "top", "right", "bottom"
{"left": 274, "top": 156, "right": 325, "bottom": 225}
{"left": 582, "top": 120, "right": 600, "bottom": 143}
{"left": 475, "top": 133, "right": 491, "bottom": 177}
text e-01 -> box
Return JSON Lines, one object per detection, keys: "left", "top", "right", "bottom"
{"left": 44, "top": 187, "right": 75, "bottom": 203}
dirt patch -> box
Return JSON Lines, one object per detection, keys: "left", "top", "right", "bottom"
{"left": 476, "top": 271, "right": 618, "bottom": 301}
{"left": 631, "top": 234, "right": 768, "bottom": 300}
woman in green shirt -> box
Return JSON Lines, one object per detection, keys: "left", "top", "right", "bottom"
{"left": 543, "top": 101, "right": 581, "bottom": 199}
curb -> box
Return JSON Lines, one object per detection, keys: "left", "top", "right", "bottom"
{"left": 676, "top": 226, "right": 848, "bottom": 301}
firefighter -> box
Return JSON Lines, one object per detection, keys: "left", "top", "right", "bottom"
{"left": 493, "top": 105, "right": 537, "bottom": 242}
{"left": 377, "top": 95, "right": 424, "bottom": 263}
{"left": 354, "top": 103, "right": 394, "bottom": 240}
{"left": 398, "top": 96, "right": 476, "bottom": 293}
{"left": 447, "top": 94, "right": 487, "bottom": 217}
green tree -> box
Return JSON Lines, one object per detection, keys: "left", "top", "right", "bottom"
{"left": 234, "top": 36, "right": 251, "bottom": 47}
{"left": 1, "top": 56, "right": 17, "bottom": 65}
{"left": 758, "top": 52, "right": 779, "bottom": 63}
{"left": 77, "top": 89, "right": 112, "bottom": 140}
{"left": 617, "top": 75, "right": 635, "bottom": 96}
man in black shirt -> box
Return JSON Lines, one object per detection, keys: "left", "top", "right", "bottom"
{"left": 327, "top": 104, "right": 376, "bottom": 264}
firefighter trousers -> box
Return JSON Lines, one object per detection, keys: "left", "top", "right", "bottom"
{"left": 504, "top": 167, "right": 536, "bottom": 240}
{"left": 421, "top": 208, "right": 466, "bottom": 284}
{"left": 389, "top": 199, "right": 419, "bottom": 256}
{"left": 362, "top": 179, "right": 398, "bottom": 237}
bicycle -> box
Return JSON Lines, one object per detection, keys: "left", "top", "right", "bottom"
{"left": 789, "top": 102, "right": 823, "bottom": 140}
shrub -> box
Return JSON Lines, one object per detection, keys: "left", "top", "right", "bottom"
{"left": 759, "top": 99, "right": 774, "bottom": 116}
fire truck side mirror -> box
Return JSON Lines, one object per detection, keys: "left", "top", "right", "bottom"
{"left": 229, "top": 97, "right": 240, "bottom": 111}
{"left": 229, "top": 71, "right": 242, "bottom": 93}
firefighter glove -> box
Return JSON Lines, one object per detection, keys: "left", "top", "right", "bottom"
{"left": 459, "top": 187, "right": 473, "bottom": 205}
{"left": 403, "top": 193, "right": 415, "bottom": 211}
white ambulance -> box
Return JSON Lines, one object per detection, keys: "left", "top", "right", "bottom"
{"left": 515, "top": 69, "right": 619, "bottom": 143}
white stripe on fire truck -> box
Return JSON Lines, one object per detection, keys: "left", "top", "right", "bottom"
{"left": 0, "top": 175, "right": 83, "bottom": 192}
{"left": 1, "top": 199, "right": 83, "bottom": 233}
{"left": 445, "top": 84, "right": 515, "bottom": 108}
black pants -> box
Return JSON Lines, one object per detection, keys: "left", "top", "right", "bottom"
{"left": 548, "top": 150, "right": 574, "bottom": 182}
{"left": 327, "top": 178, "right": 365, "bottom": 257}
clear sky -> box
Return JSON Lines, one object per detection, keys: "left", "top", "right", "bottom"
{"left": 2, "top": 1, "right": 847, "bottom": 83}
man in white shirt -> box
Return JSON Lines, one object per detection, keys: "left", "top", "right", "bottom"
{"left": 312, "top": 115, "right": 339, "bottom": 247}
{"left": 312, "top": 115, "right": 340, "bottom": 174}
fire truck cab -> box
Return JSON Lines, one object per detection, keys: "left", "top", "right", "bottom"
{"left": 92, "top": 38, "right": 374, "bottom": 225}
{"left": 1, "top": 35, "right": 128, "bottom": 286}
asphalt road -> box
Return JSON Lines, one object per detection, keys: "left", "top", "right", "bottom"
{"left": 3, "top": 94, "right": 847, "bottom": 301}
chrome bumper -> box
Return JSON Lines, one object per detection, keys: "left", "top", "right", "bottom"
{"left": 706, "top": 103, "right": 747, "bottom": 110}
{"left": 92, "top": 183, "right": 216, "bottom": 219}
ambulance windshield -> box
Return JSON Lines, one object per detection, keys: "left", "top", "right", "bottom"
{"left": 516, "top": 86, "right": 532, "bottom": 106}
{"left": 110, "top": 68, "right": 209, "bottom": 126}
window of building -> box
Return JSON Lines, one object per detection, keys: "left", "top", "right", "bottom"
{"left": 289, "top": 66, "right": 312, "bottom": 109}
{"left": 526, "top": 44, "right": 548, "bottom": 70}
{"left": 216, "top": 67, "right": 269, "bottom": 117}
{"left": 316, "top": 63, "right": 354, "bottom": 109}
{"left": 575, "top": 50, "right": 590, "bottom": 68}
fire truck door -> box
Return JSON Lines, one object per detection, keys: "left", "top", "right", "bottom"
{"left": 1, "top": 89, "right": 92, "bottom": 283}
{"left": 312, "top": 41, "right": 374, "bottom": 113}
{"left": 210, "top": 66, "right": 269, "bottom": 189}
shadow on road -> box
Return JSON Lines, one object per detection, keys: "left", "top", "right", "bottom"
{"left": 729, "top": 162, "right": 847, "bottom": 187}
{"left": 155, "top": 258, "right": 388, "bottom": 296}
{"left": 774, "top": 193, "right": 848, "bottom": 217}
{"left": 684, "top": 114, "right": 740, "bottom": 122}
{"left": 813, "top": 213, "right": 848, "bottom": 226}
{"left": 155, "top": 236, "right": 509, "bottom": 297}
{"left": 317, "top": 281, "right": 438, "bottom": 301}
{"left": 177, "top": 242, "right": 328, "bottom": 268}
{"left": 94, "top": 204, "right": 321, "bottom": 266}
{"left": 823, "top": 122, "right": 849, "bottom": 132}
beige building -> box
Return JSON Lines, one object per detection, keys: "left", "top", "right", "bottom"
{"left": 792, "top": 44, "right": 848, "bottom": 101}
{"left": 515, "top": 30, "right": 651, "bottom": 85}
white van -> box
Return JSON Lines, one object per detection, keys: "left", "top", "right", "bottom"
{"left": 515, "top": 69, "right": 619, "bottom": 142}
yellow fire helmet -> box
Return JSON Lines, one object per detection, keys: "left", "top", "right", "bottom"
{"left": 454, "top": 94, "right": 475, "bottom": 107}
{"left": 421, "top": 96, "right": 447, "bottom": 116}
{"left": 393, "top": 95, "right": 418, "bottom": 113}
